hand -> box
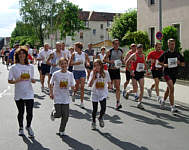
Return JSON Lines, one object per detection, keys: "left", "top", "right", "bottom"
{"left": 93, "top": 68, "right": 97, "bottom": 79}
{"left": 164, "top": 64, "right": 168, "bottom": 68}
{"left": 108, "top": 84, "right": 113, "bottom": 89}
{"left": 146, "top": 72, "right": 151, "bottom": 76}
{"left": 31, "top": 79, "right": 36, "bottom": 83}
{"left": 75, "top": 62, "right": 81, "bottom": 65}
{"left": 50, "top": 93, "right": 54, "bottom": 99}
{"left": 177, "top": 60, "right": 180, "bottom": 65}
{"left": 86, "top": 62, "right": 90, "bottom": 67}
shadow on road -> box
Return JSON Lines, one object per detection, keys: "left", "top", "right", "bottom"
{"left": 33, "top": 101, "right": 41, "bottom": 109}
{"left": 71, "top": 104, "right": 123, "bottom": 124}
{"left": 61, "top": 135, "right": 94, "bottom": 150}
{"left": 22, "top": 136, "right": 50, "bottom": 150}
{"left": 34, "top": 94, "right": 46, "bottom": 100}
{"left": 96, "top": 129, "right": 149, "bottom": 150}
{"left": 107, "top": 106, "right": 174, "bottom": 129}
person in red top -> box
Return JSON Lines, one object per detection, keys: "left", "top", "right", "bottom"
{"left": 123, "top": 43, "right": 139, "bottom": 100}
{"left": 125, "top": 44, "right": 148, "bottom": 109}
{"left": 146, "top": 42, "right": 164, "bottom": 102}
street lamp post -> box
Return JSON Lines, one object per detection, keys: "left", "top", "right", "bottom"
{"left": 159, "top": 0, "right": 162, "bottom": 32}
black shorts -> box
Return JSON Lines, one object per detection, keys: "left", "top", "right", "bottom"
{"left": 164, "top": 75, "right": 176, "bottom": 85}
{"left": 151, "top": 69, "right": 163, "bottom": 79}
{"left": 86, "top": 62, "right": 93, "bottom": 70}
{"left": 133, "top": 71, "right": 144, "bottom": 81}
{"left": 108, "top": 69, "right": 120, "bottom": 80}
{"left": 125, "top": 70, "right": 131, "bottom": 81}
{"left": 41, "top": 64, "right": 50, "bottom": 75}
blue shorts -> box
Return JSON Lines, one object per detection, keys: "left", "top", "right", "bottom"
{"left": 73, "top": 70, "right": 86, "bottom": 80}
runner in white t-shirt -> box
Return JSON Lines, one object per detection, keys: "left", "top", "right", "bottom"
{"left": 49, "top": 58, "right": 75, "bottom": 136}
{"left": 37, "top": 43, "right": 52, "bottom": 92}
{"left": 8, "top": 46, "right": 36, "bottom": 137}
{"left": 88, "top": 59, "right": 112, "bottom": 130}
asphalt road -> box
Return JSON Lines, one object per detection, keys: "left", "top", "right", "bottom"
{"left": 0, "top": 63, "right": 189, "bottom": 150}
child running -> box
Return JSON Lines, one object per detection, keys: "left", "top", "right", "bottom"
{"left": 88, "top": 59, "right": 112, "bottom": 130}
{"left": 49, "top": 58, "right": 75, "bottom": 136}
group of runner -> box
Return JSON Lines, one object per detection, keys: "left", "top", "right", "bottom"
{"left": 7, "top": 38, "right": 185, "bottom": 137}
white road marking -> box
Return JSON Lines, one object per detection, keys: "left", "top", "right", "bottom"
{"left": 0, "top": 86, "right": 11, "bottom": 98}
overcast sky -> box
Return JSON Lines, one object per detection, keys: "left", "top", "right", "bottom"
{"left": 0, "top": 0, "right": 137, "bottom": 37}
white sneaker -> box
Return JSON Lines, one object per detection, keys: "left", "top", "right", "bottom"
{"left": 171, "top": 106, "right": 178, "bottom": 114}
{"left": 41, "top": 87, "right": 45, "bottom": 92}
{"left": 80, "top": 102, "right": 85, "bottom": 109}
{"left": 18, "top": 128, "right": 24, "bottom": 136}
{"left": 98, "top": 118, "right": 105, "bottom": 128}
{"left": 147, "top": 89, "right": 152, "bottom": 97}
{"left": 91, "top": 122, "right": 96, "bottom": 130}
{"left": 25, "top": 127, "right": 34, "bottom": 137}
{"left": 160, "top": 100, "right": 165, "bottom": 109}
{"left": 157, "top": 97, "right": 162, "bottom": 104}
{"left": 59, "top": 131, "right": 66, "bottom": 136}
{"left": 137, "top": 102, "right": 144, "bottom": 109}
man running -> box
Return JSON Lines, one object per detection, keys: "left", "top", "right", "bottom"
{"left": 146, "top": 42, "right": 164, "bottom": 102}
{"left": 123, "top": 43, "right": 139, "bottom": 100}
{"left": 158, "top": 38, "right": 185, "bottom": 113}
{"left": 37, "top": 43, "right": 52, "bottom": 92}
{"left": 104, "top": 39, "right": 124, "bottom": 110}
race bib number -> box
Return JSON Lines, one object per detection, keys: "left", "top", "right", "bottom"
{"left": 155, "top": 60, "right": 162, "bottom": 68}
{"left": 59, "top": 80, "right": 68, "bottom": 88}
{"left": 136, "top": 63, "right": 145, "bottom": 72}
{"left": 114, "top": 60, "right": 122, "bottom": 69}
{"left": 168, "top": 58, "right": 177, "bottom": 68}
{"left": 89, "top": 56, "right": 93, "bottom": 62}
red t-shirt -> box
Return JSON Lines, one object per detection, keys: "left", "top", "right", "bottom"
{"left": 132, "top": 53, "right": 145, "bottom": 71}
{"left": 147, "top": 50, "right": 164, "bottom": 70}
{"left": 125, "top": 50, "right": 135, "bottom": 71}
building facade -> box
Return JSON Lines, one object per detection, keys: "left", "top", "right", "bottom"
{"left": 44, "top": 11, "right": 118, "bottom": 50}
{"left": 137, "top": 0, "right": 189, "bottom": 50}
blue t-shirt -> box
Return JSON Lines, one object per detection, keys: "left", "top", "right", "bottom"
{"left": 9, "top": 48, "right": 16, "bottom": 62}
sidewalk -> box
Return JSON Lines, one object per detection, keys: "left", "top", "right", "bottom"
{"left": 120, "top": 73, "right": 189, "bottom": 105}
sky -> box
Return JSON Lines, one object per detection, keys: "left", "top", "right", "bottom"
{"left": 0, "top": 0, "right": 137, "bottom": 37}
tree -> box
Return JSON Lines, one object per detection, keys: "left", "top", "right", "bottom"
{"left": 123, "top": 31, "right": 150, "bottom": 51}
{"left": 19, "top": 0, "right": 84, "bottom": 46}
{"left": 109, "top": 9, "right": 137, "bottom": 46}
{"left": 10, "top": 21, "right": 39, "bottom": 47}
{"left": 162, "top": 26, "right": 181, "bottom": 52}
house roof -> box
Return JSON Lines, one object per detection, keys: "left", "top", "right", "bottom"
{"left": 79, "top": 11, "right": 118, "bottom": 21}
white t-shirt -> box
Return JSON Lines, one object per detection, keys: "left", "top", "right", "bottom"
{"left": 62, "top": 49, "right": 71, "bottom": 59}
{"left": 73, "top": 52, "right": 86, "bottom": 71}
{"left": 99, "top": 53, "right": 105, "bottom": 62}
{"left": 8, "top": 64, "right": 34, "bottom": 101}
{"left": 50, "top": 70, "right": 75, "bottom": 104}
{"left": 88, "top": 71, "right": 111, "bottom": 102}
{"left": 28, "top": 48, "right": 33, "bottom": 56}
{"left": 37, "top": 49, "right": 52, "bottom": 64}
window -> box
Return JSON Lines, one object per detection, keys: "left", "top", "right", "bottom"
{"left": 150, "top": 27, "right": 155, "bottom": 47}
{"left": 173, "top": 24, "right": 180, "bottom": 41}
{"left": 150, "top": 0, "right": 155, "bottom": 5}
{"left": 93, "top": 29, "right": 96, "bottom": 35}
{"left": 107, "top": 21, "right": 111, "bottom": 27}
{"left": 85, "top": 21, "right": 89, "bottom": 27}
{"left": 100, "top": 35, "right": 104, "bottom": 40}
{"left": 80, "top": 32, "right": 83, "bottom": 39}
{"left": 100, "top": 24, "right": 103, "bottom": 29}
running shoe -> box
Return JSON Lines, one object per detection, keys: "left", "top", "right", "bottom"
{"left": 80, "top": 102, "right": 85, "bottom": 109}
{"left": 25, "top": 126, "right": 34, "bottom": 138}
{"left": 41, "top": 87, "right": 45, "bottom": 92}
{"left": 147, "top": 89, "right": 152, "bottom": 97}
{"left": 59, "top": 131, "right": 66, "bottom": 136}
{"left": 160, "top": 100, "right": 165, "bottom": 109}
{"left": 91, "top": 122, "right": 96, "bottom": 130}
{"left": 134, "top": 95, "right": 139, "bottom": 101}
{"left": 116, "top": 104, "right": 122, "bottom": 110}
{"left": 137, "top": 102, "right": 144, "bottom": 109}
{"left": 98, "top": 118, "right": 105, "bottom": 128}
{"left": 171, "top": 106, "right": 178, "bottom": 114}
{"left": 18, "top": 128, "right": 24, "bottom": 136}
{"left": 157, "top": 97, "right": 162, "bottom": 104}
